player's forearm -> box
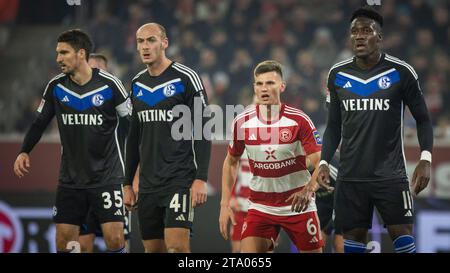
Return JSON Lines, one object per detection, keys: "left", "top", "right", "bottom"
{"left": 20, "top": 117, "right": 51, "bottom": 154}
{"left": 221, "top": 156, "right": 239, "bottom": 206}
{"left": 194, "top": 138, "right": 211, "bottom": 181}
{"left": 124, "top": 145, "right": 139, "bottom": 185}
{"left": 307, "top": 152, "right": 321, "bottom": 191}
{"left": 124, "top": 115, "right": 140, "bottom": 185}
{"left": 321, "top": 124, "right": 341, "bottom": 163}
{"left": 308, "top": 164, "right": 320, "bottom": 192}
{"left": 413, "top": 104, "right": 433, "bottom": 154}
{"left": 321, "top": 91, "right": 341, "bottom": 163}
{"left": 407, "top": 84, "right": 434, "bottom": 157}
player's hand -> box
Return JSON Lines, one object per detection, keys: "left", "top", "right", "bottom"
{"left": 191, "top": 179, "right": 207, "bottom": 208}
{"left": 317, "top": 164, "right": 334, "bottom": 192}
{"left": 229, "top": 196, "right": 240, "bottom": 212}
{"left": 411, "top": 160, "right": 431, "bottom": 196}
{"left": 14, "top": 153, "right": 31, "bottom": 178}
{"left": 123, "top": 185, "right": 136, "bottom": 211}
{"left": 286, "top": 183, "right": 317, "bottom": 212}
{"left": 219, "top": 204, "right": 236, "bottom": 240}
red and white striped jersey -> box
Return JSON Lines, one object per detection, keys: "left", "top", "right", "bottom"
{"left": 231, "top": 152, "right": 252, "bottom": 212}
{"left": 228, "top": 104, "right": 322, "bottom": 216}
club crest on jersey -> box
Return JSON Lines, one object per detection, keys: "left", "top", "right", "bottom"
{"left": 279, "top": 128, "right": 292, "bottom": 142}
{"left": 92, "top": 94, "right": 105, "bottom": 106}
{"left": 163, "top": 84, "right": 176, "bottom": 97}
{"left": 378, "top": 76, "right": 391, "bottom": 89}
{"left": 313, "top": 130, "right": 322, "bottom": 145}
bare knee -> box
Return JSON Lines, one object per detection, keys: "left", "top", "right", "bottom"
{"left": 143, "top": 239, "right": 166, "bottom": 253}
{"left": 164, "top": 228, "right": 190, "bottom": 253}
{"left": 56, "top": 236, "right": 77, "bottom": 252}
{"left": 79, "top": 235, "right": 95, "bottom": 253}
{"left": 101, "top": 222, "right": 125, "bottom": 251}
{"left": 104, "top": 233, "right": 124, "bottom": 250}
{"left": 166, "top": 243, "right": 190, "bottom": 253}
{"left": 240, "top": 237, "right": 272, "bottom": 253}
{"left": 56, "top": 224, "right": 79, "bottom": 252}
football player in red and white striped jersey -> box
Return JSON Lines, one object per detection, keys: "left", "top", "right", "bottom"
{"left": 219, "top": 60, "right": 324, "bottom": 253}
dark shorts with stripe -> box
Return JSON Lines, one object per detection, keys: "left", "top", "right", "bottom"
{"left": 53, "top": 184, "right": 125, "bottom": 226}
{"left": 138, "top": 188, "right": 194, "bottom": 240}
{"left": 316, "top": 190, "right": 342, "bottom": 235}
{"left": 335, "top": 179, "right": 414, "bottom": 232}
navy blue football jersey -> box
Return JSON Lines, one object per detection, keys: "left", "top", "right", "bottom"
{"left": 323, "top": 54, "right": 430, "bottom": 182}
{"left": 32, "top": 68, "right": 130, "bottom": 188}
{"left": 125, "top": 62, "right": 211, "bottom": 193}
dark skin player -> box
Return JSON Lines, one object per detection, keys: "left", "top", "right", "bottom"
{"left": 317, "top": 16, "right": 431, "bottom": 246}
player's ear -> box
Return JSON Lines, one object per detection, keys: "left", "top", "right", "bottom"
{"left": 78, "top": 48, "right": 86, "bottom": 60}
{"left": 280, "top": 82, "right": 286, "bottom": 93}
{"left": 162, "top": 37, "right": 169, "bottom": 50}
{"left": 376, "top": 26, "right": 383, "bottom": 41}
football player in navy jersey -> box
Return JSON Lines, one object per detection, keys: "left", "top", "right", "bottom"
{"left": 14, "top": 30, "right": 130, "bottom": 253}
{"left": 124, "top": 23, "right": 211, "bottom": 253}
{"left": 318, "top": 7, "right": 433, "bottom": 253}
{"left": 77, "top": 53, "right": 133, "bottom": 253}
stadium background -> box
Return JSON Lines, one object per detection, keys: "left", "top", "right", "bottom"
{"left": 0, "top": 0, "right": 448, "bottom": 253}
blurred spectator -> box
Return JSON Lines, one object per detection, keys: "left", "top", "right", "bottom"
{"left": 88, "top": 1, "right": 125, "bottom": 62}
{"left": 432, "top": 5, "right": 449, "bottom": 47}
{"left": 0, "top": 0, "right": 19, "bottom": 52}
{"left": 209, "top": 29, "right": 233, "bottom": 70}
{"left": 178, "top": 30, "right": 200, "bottom": 67}
{"left": 124, "top": 3, "right": 149, "bottom": 63}
{"left": 308, "top": 27, "right": 337, "bottom": 70}
{"left": 435, "top": 116, "right": 450, "bottom": 141}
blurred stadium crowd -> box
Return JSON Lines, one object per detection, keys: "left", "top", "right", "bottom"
{"left": 0, "top": 0, "right": 448, "bottom": 140}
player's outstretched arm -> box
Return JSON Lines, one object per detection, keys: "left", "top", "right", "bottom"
{"left": 191, "top": 90, "right": 211, "bottom": 208}
{"left": 124, "top": 106, "right": 140, "bottom": 211}
{"left": 219, "top": 152, "right": 240, "bottom": 240}
{"left": 14, "top": 89, "right": 55, "bottom": 178}
{"left": 13, "top": 153, "right": 31, "bottom": 178}
{"left": 409, "top": 103, "right": 432, "bottom": 196}
{"left": 404, "top": 69, "right": 433, "bottom": 196}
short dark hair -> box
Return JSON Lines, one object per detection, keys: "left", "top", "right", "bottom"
{"left": 57, "top": 29, "right": 93, "bottom": 61}
{"left": 154, "top": 23, "right": 167, "bottom": 39}
{"left": 89, "top": 53, "right": 108, "bottom": 66}
{"left": 350, "top": 6, "right": 383, "bottom": 28}
{"left": 254, "top": 60, "right": 284, "bottom": 80}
